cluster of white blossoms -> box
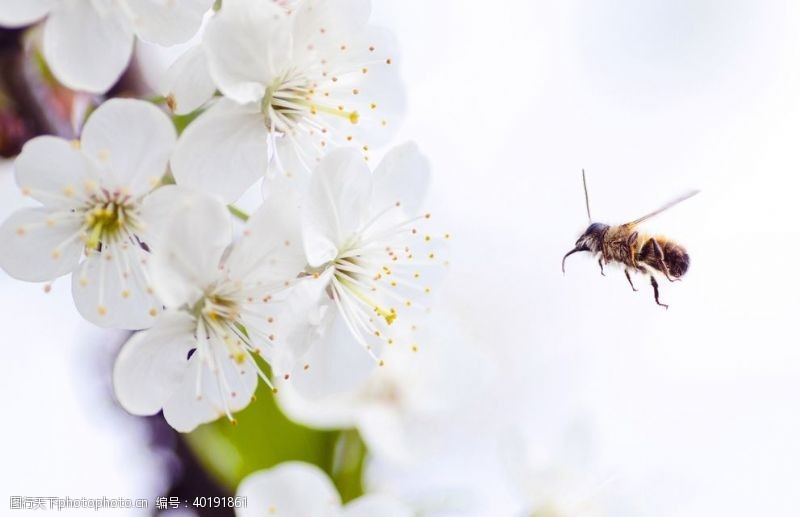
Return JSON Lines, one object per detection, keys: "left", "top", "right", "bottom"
{"left": 0, "top": 0, "right": 214, "bottom": 93}
{"left": 164, "top": 0, "right": 404, "bottom": 201}
{"left": 0, "top": 0, "right": 446, "bottom": 435}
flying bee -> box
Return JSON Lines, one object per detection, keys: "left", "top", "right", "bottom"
{"left": 562, "top": 170, "right": 699, "bottom": 309}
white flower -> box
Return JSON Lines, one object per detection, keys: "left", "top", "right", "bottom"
{"left": 0, "top": 0, "right": 213, "bottom": 93}
{"left": 277, "top": 315, "right": 479, "bottom": 464}
{"left": 235, "top": 461, "right": 412, "bottom": 517}
{"left": 168, "top": 0, "right": 404, "bottom": 202}
{"left": 112, "top": 188, "right": 308, "bottom": 432}
{"left": 502, "top": 430, "right": 616, "bottom": 517}
{"left": 0, "top": 98, "right": 176, "bottom": 329}
{"left": 284, "top": 143, "right": 446, "bottom": 397}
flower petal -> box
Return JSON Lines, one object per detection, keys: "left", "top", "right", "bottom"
{"left": 146, "top": 189, "right": 232, "bottom": 307}
{"left": 290, "top": 309, "right": 377, "bottom": 398}
{"left": 161, "top": 45, "right": 217, "bottom": 115}
{"left": 272, "top": 268, "right": 335, "bottom": 369}
{"left": 343, "top": 495, "right": 413, "bottom": 517}
{"left": 303, "top": 148, "right": 372, "bottom": 267}
{"left": 0, "top": 207, "right": 84, "bottom": 281}
{"left": 0, "top": 0, "right": 55, "bottom": 28}
{"left": 276, "top": 373, "right": 359, "bottom": 430}
{"left": 291, "top": 0, "right": 371, "bottom": 47}
{"left": 136, "top": 184, "right": 189, "bottom": 245}
{"left": 112, "top": 310, "right": 196, "bottom": 416}
{"left": 71, "top": 242, "right": 161, "bottom": 330}
{"left": 81, "top": 99, "right": 176, "bottom": 196}
{"left": 340, "top": 34, "right": 406, "bottom": 147}
{"left": 43, "top": 0, "right": 134, "bottom": 93}
{"left": 171, "top": 99, "right": 269, "bottom": 203}
{"left": 123, "top": 0, "right": 212, "bottom": 46}
{"left": 235, "top": 462, "right": 341, "bottom": 517}
{"left": 355, "top": 406, "right": 412, "bottom": 465}
{"left": 371, "top": 142, "right": 430, "bottom": 216}
{"left": 295, "top": 24, "right": 404, "bottom": 151}
{"left": 14, "top": 136, "right": 94, "bottom": 209}
{"left": 268, "top": 136, "right": 314, "bottom": 187}
{"left": 203, "top": 0, "right": 292, "bottom": 104}
{"left": 226, "top": 185, "right": 305, "bottom": 286}
{"left": 162, "top": 349, "right": 258, "bottom": 432}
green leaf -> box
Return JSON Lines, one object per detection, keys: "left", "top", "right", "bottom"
{"left": 182, "top": 380, "right": 367, "bottom": 503}
{"left": 171, "top": 110, "right": 203, "bottom": 135}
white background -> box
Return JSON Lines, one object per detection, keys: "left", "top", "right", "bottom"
{"left": 3, "top": 0, "right": 800, "bottom": 515}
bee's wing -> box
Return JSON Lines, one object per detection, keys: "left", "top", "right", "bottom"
{"left": 623, "top": 190, "right": 700, "bottom": 227}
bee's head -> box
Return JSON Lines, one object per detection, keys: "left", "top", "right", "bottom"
{"left": 575, "top": 222, "right": 608, "bottom": 252}
{"left": 562, "top": 222, "right": 608, "bottom": 274}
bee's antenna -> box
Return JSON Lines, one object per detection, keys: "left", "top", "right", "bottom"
{"left": 582, "top": 168, "right": 592, "bottom": 223}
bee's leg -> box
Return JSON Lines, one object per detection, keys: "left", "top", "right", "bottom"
{"left": 645, "top": 238, "right": 679, "bottom": 282}
{"left": 624, "top": 268, "right": 638, "bottom": 291}
{"left": 650, "top": 275, "right": 669, "bottom": 309}
{"left": 597, "top": 256, "right": 606, "bottom": 276}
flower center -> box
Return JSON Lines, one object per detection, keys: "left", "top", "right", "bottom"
{"left": 81, "top": 189, "right": 138, "bottom": 252}
{"left": 187, "top": 290, "right": 280, "bottom": 424}
{"left": 260, "top": 72, "right": 359, "bottom": 134}
{"left": 333, "top": 256, "right": 397, "bottom": 326}
{"left": 195, "top": 294, "right": 240, "bottom": 325}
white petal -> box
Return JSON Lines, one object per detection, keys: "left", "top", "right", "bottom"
{"left": 226, "top": 186, "right": 305, "bottom": 286}
{"left": 147, "top": 189, "right": 232, "bottom": 307}
{"left": 162, "top": 348, "right": 258, "bottom": 432}
{"left": 203, "top": 0, "right": 292, "bottom": 104}
{"left": 161, "top": 45, "right": 217, "bottom": 115}
{"left": 0, "top": 0, "right": 55, "bottom": 27}
{"left": 343, "top": 495, "right": 413, "bottom": 517}
{"left": 355, "top": 406, "right": 412, "bottom": 465}
{"left": 123, "top": 0, "right": 212, "bottom": 46}
{"left": 371, "top": 142, "right": 430, "bottom": 215}
{"left": 43, "top": 0, "right": 134, "bottom": 93}
{"left": 71, "top": 243, "right": 161, "bottom": 330}
{"left": 291, "top": 310, "right": 377, "bottom": 398}
{"left": 0, "top": 208, "right": 84, "bottom": 282}
{"left": 270, "top": 269, "right": 335, "bottom": 369}
{"left": 112, "top": 310, "right": 196, "bottom": 416}
{"left": 235, "top": 462, "right": 341, "bottom": 517}
{"left": 268, "top": 136, "right": 315, "bottom": 186}
{"left": 292, "top": 0, "right": 371, "bottom": 48}
{"left": 136, "top": 184, "right": 190, "bottom": 246}
{"left": 81, "top": 99, "right": 176, "bottom": 196}
{"left": 14, "top": 136, "right": 94, "bottom": 209}
{"left": 343, "top": 41, "right": 405, "bottom": 147}
{"left": 296, "top": 25, "right": 404, "bottom": 149}
{"left": 276, "top": 376, "right": 359, "bottom": 430}
{"left": 171, "top": 99, "right": 269, "bottom": 203}
{"left": 303, "top": 148, "right": 372, "bottom": 267}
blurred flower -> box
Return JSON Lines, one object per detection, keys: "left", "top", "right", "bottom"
{"left": 167, "top": 0, "right": 404, "bottom": 201}
{"left": 502, "top": 429, "right": 617, "bottom": 517}
{"left": 0, "top": 98, "right": 175, "bottom": 329}
{"left": 236, "top": 461, "right": 411, "bottom": 517}
{"left": 277, "top": 315, "right": 479, "bottom": 464}
{"left": 0, "top": 0, "right": 213, "bottom": 93}
{"left": 284, "top": 143, "right": 446, "bottom": 397}
{"left": 113, "top": 188, "right": 308, "bottom": 432}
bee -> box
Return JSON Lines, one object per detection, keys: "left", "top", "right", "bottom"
{"left": 562, "top": 170, "right": 699, "bottom": 309}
